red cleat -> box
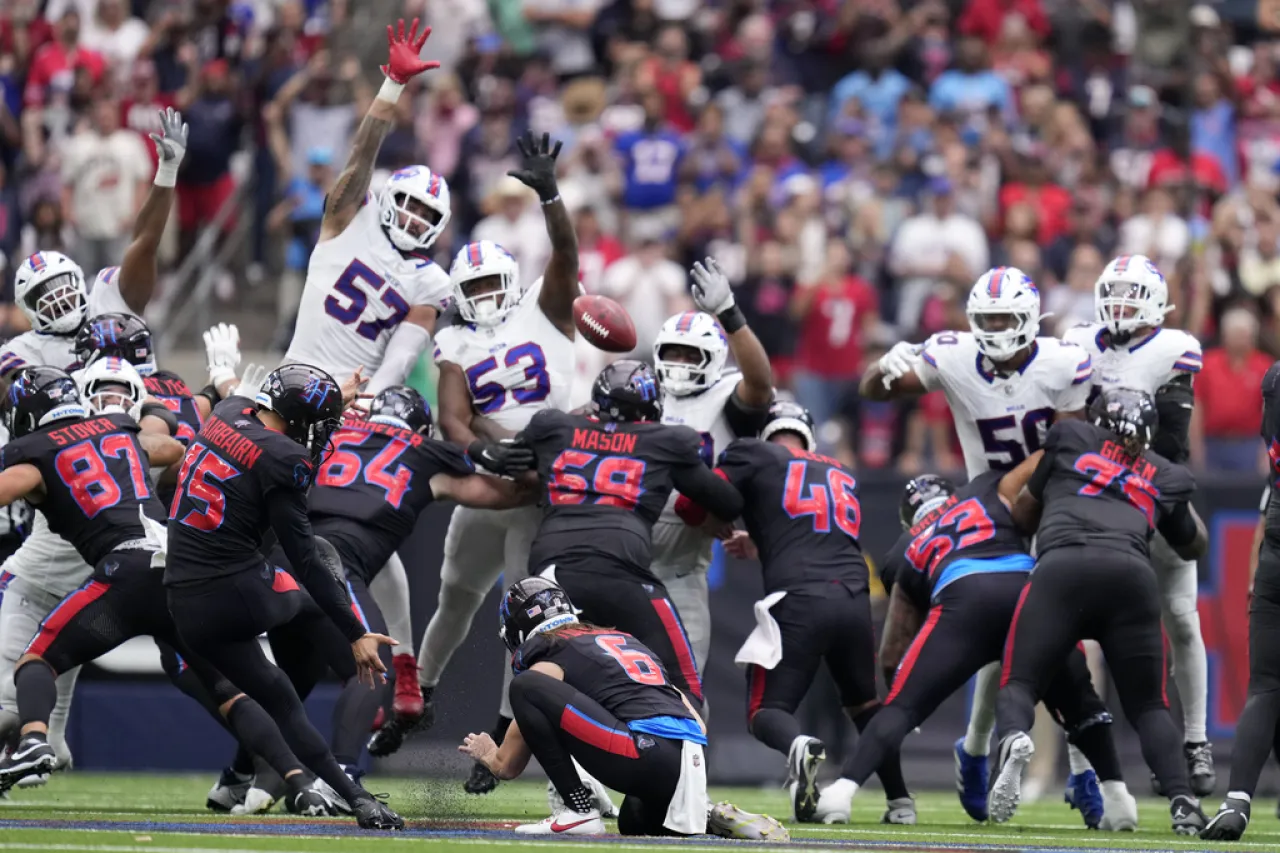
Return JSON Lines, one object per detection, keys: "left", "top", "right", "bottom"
{"left": 370, "top": 706, "right": 386, "bottom": 732}
{"left": 392, "top": 655, "right": 424, "bottom": 721}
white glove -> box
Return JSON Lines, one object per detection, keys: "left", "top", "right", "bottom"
{"left": 203, "top": 322, "right": 241, "bottom": 388}
{"left": 878, "top": 341, "right": 922, "bottom": 388}
{"left": 690, "top": 257, "right": 735, "bottom": 315}
{"left": 150, "top": 107, "right": 189, "bottom": 187}
{"left": 231, "top": 363, "right": 268, "bottom": 402}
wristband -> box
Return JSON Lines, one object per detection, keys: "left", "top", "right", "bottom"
{"left": 208, "top": 366, "right": 236, "bottom": 388}
{"left": 154, "top": 158, "right": 180, "bottom": 188}
{"left": 377, "top": 77, "right": 406, "bottom": 104}
{"left": 717, "top": 305, "right": 747, "bottom": 335}
{"left": 539, "top": 193, "right": 561, "bottom": 206}
{"left": 198, "top": 383, "right": 222, "bottom": 404}
{"left": 140, "top": 401, "right": 180, "bottom": 434}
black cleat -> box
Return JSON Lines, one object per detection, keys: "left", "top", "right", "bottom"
{"left": 1170, "top": 793, "right": 1207, "bottom": 836}
{"left": 353, "top": 796, "right": 404, "bottom": 830}
{"left": 286, "top": 782, "right": 339, "bottom": 817}
{"left": 1201, "top": 796, "right": 1250, "bottom": 841}
{"left": 1186, "top": 742, "right": 1216, "bottom": 797}
{"left": 0, "top": 734, "right": 57, "bottom": 792}
{"left": 464, "top": 761, "right": 499, "bottom": 795}
{"left": 367, "top": 701, "right": 435, "bottom": 758}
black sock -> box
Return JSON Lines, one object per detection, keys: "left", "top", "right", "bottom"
{"left": 331, "top": 677, "right": 383, "bottom": 767}
{"left": 15, "top": 660, "right": 58, "bottom": 727}
{"left": 491, "top": 714, "right": 512, "bottom": 746}
{"left": 1228, "top": 689, "right": 1280, "bottom": 796}
{"left": 231, "top": 745, "right": 255, "bottom": 777}
{"left": 1068, "top": 715, "right": 1123, "bottom": 783}
{"left": 842, "top": 704, "right": 914, "bottom": 788}
{"left": 851, "top": 704, "right": 910, "bottom": 800}
{"left": 225, "top": 698, "right": 306, "bottom": 784}
{"left": 749, "top": 708, "right": 802, "bottom": 755}
{"left": 421, "top": 685, "right": 435, "bottom": 704}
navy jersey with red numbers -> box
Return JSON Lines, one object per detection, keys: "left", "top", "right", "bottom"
{"left": 513, "top": 624, "right": 695, "bottom": 723}
{"left": 1029, "top": 419, "right": 1195, "bottom": 558}
{"left": 714, "top": 439, "right": 868, "bottom": 594}
{"left": 0, "top": 414, "right": 165, "bottom": 567}
{"left": 144, "top": 370, "right": 204, "bottom": 446}
{"left": 164, "top": 397, "right": 318, "bottom": 585}
{"left": 880, "top": 470, "right": 1030, "bottom": 609}
{"left": 520, "top": 409, "right": 743, "bottom": 576}
{"left": 308, "top": 416, "right": 476, "bottom": 582}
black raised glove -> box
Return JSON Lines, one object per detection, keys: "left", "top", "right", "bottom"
{"left": 507, "top": 131, "right": 563, "bottom": 202}
{"left": 468, "top": 438, "right": 535, "bottom": 476}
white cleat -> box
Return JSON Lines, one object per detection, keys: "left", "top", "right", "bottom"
{"left": 883, "top": 796, "right": 917, "bottom": 825}
{"left": 514, "top": 807, "right": 605, "bottom": 835}
{"left": 1099, "top": 780, "right": 1139, "bottom": 831}
{"left": 14, "top": 773, "right": 49, "bottom": 789}
{"left": 786, "top": 735, "right": 826, "bottom": 823}
{"left": 206, "top": 769, "right": 252, "bottom": 811}
{"left": 988, "top": 732, "right": 1034, "bottom": 824}
{"left": 230, "top": 785, "right": 279, "bottom": 815}
{"left": 814, "top": 784, "right": 852, "bottom": 824}
{"left": 707, "top": 801, "right": 790, "bottom": 841}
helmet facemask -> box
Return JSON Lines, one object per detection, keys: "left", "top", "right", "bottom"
{"left": 1096, "top": 277, "right": 1166, "bottom": 339}
{"left": 86, "top": 380, "right": 142, "bottom": 420}
{"left": 968, "top": 307, "right": 1038, "bottom": 363}
{"left": 24, "top": 272, "right": 87, "bottom": 334}
{"left": 655, "top": 343, "right": 715, "bottom": 396}
{"left": 381, "top": 190, "right": 448, "bottom": 253}
{"left": 458, "top": 273, "right": 516, "bottom": 326}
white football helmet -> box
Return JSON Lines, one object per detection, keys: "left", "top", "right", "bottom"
{"left": 77, "top": 356, "right": 147, "bottom": 421}
{"left": 653, "top": 311, "right": 728, "bottom": 397}
{"left": 449, "top": 241, "right": 521, "bottom": 326}
{"left": 14, "top": 251, "right": 88, "bottom": 334}
{"left": 966, "top": 267, "right": 1043, "bottom": 362}
{"left": 379, "top": 165, "right": 452, "bottom": 253}
{"left": 1094, "top": 254, "right": 1172, "bottom": 338}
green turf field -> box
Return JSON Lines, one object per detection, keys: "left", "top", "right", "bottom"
{"left": 0, "top": 774, "right": 1276, "bottom": 852}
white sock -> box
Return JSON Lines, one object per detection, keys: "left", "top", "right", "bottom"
{"left": 824, "top": 777, "right": 858, "bottom": 806}
{"left": 1067, "top": 744, "right": 1093, "bottom": 775}
{"left": 1228, "top": 791, "right": 1252, "bottom": 803}
{"left": 963, "top": 662, "right": 1000, "bottom": 757}
{"left": 370, "top": 555, "right": 414, "bottom": 650}
{"left": 1100, "top": 780, "right": 1130, "bottom": 797}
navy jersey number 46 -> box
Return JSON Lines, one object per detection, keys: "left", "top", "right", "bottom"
{"left": 781, "top": 460, "right": 860, "bottom": 537}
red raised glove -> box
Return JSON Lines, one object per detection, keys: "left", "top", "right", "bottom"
{"left": 380, "top": 18, "right": 438, "bottom": 85}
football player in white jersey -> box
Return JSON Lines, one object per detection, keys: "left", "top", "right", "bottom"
{"left": 398, "top": 132, "right": 580, "bottom": 796}
{"left": 281, "top": 19, "right": 451, "bottom": 732}
{"left": 0, "top": 108, "right": 186, "bottom": 777}
{"left": 649, "top": 258, "right": 774, "bottom": 676}
{"left": 860, "top": 267, "right": 1138, "bottom": 829}
{"left": 1062, "top": 254, "right": 1214, "bottom": 796}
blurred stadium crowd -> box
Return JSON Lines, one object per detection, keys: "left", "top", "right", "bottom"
{"left": 0, "top": 0, "right": 1278, "bottom": 475}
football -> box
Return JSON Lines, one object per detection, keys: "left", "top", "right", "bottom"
{"left": 573, "top": 294, "right": 637, "bottom": 353}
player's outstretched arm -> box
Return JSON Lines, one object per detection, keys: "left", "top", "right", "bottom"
{"left": 508, "top": 131, "right": 578, "bottom": 337}
{"left": 879, "top": 584, "right": 925, "bottom": 689}
{"left": 0, "top": 464, "right": 42, "bottom": 506}
{"left": 118, "top": 108, "right": 188, "bottom": 313}
{"left": 460, "top": 719, "right": 533, "bottom": 781}
{"left": 319, "top": 18, "right": 437, "bottom": 241}
{"left": 690, "top": 258, "right": 772, "bottom": 413}
{"left": 430, "top": 471, "right": 535, "bottom": 509}
{"left": 138, "top": 432, "right": 185, "bottom": 468}
{"left": 859, "top": 343, "right": 927, "bottom": 401}
{"left": 672, "top": 462, "right": 744, "bottom": 523}
{"left": 437, "top": 361, "right": 480, "bottom": 446}
{"left": 997, "top": 450, "right": 1044, "bottom": 509}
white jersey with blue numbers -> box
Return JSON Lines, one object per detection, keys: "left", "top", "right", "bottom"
{"left": 915, "top": 332, "right": 1093, "bottom": 480}
{"left": 1062, "top": 323, "right": 1202, "bottom": 396}
{"left": 432, "top": 278, "right": 575, "bottom": 431}
{"left": 285, "top": 193, "right": 452, "bottom": 382}
{"left": 0, "top": 267, "right": 134, "bottom": 378}
{"left": 650, "top": 372, "right": 741, "bottom": 575}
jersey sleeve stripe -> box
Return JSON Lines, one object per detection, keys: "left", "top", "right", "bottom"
{"left": 1072, "top": 372, "right": 1092, "bottom": 385}
{"left": 0, "top": 353, "right": 26, "bottom": 372}
{"left": 1173, "top": 360, "right": 1202, "bottom": 373}
{"left": 921, "top": 350, "right": 938, "bottom": 368}
{"left": 1178, "top": 350, "right": 1202, "bottom": 362}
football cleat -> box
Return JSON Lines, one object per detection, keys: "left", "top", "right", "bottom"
{"left": 988, "top": 732, "right": 1034, "bottom": 824}
{"left": 286, "top": 780, "right": 339, "bottom": 817}
{"left": 353, "top": 795, "right": 404, "bottom": 831}
{"left": 954, "top": 737, "right": 990, "bottom": 822}
{"left": 1099, "top": 780, "right": 1138, "bottom": 831}
{"left": 707, "top": 802, "right": 790, "bottom": 841}
{"left": 0, "top": 734, "right": 57, "bottom": 792}
{"left": 392, "top": 655, "right": 424, "bottom": 721}
{"left": 206, "top": 767, "right": 253, "bottom": 811}
{"left": 14, "top": 771, "right": 49, "bottom": 788}
{"left": 367, "top": 703, "right": 435, "bottom": 758}
{"left": 882, "top": 796, "right": 917, "bottom": 825}
{"left": 547, "top": 762, "right": 618, "bottom": 818}
{"left": 515, "top": 807, "right": 605, "bottom": 835}
{"left": 464, "top": 761, "right": 499, "bottom": 795}
{"left": 1170, "top": 793, "right": 1207, "bottom": 836}
{"left": 1201, "top": 795, "right": 1250, "bottom": 841}
{"left": 787, "top": 736, "right": 825, "bottom": 822}
{"left": 1186, "top": 742, "right": 1216, "bottom": 797}
{"left": 231, "top": 783, "right": 282, "bottom": 815}
{"left": 1065, "top": 769, "right": 1104, "bottom": 828}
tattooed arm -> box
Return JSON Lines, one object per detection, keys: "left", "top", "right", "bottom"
{"left": 318, "top": 104, "right": 396, "bottom": 241}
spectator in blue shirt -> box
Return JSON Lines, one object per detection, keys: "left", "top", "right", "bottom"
{"left": 829, "top": 44, "right": 911, "bottom": 159}
{"left": 1192, "top": 71, "right": 1238, "bottom": 186}
{"left": 614, "top": 89, "right": 685, "bottom": 212}
{"left": 928, "top": 35, "right": 1012, "bottom": 133}
{"left": 680, "top": 102, "right": 746, "bottom": 194}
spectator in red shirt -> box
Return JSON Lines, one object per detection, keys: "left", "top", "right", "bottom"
{"left": 999, "top": 148, "right": 1071, "bottom": 244}
{"left": 790, "top": 240, "right": 879, "bottom": 448}
{"left": 120, "top": 61, "right": 179, "bottom": 168}
{"left": 1191, "top": 306, "right": 1273, "bottom": 473}
{"left": 23, "top": 10, "right": 105, "bottom": 109}
{"left": 959, "top": 0, "right": 1049, "bottom": 46}
{"left": 636, "top": 25, "right": 700, "bottom": 135}
{"left": 574, "top": 204, "right": 625, "bottom": 294}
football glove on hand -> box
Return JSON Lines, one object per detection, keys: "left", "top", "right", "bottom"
{"left": 468, "top": 438, "right": 535, "bottom": 476}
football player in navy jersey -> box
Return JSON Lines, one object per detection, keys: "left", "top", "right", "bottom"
{"left": 0, "top": 368, "right": 333, "bottom": 816}
{"left": 674, "top": 401, "right": 912, "bottom": 826}
{"left": 992, "top": 388, "right": 1207, "bottom": 835}
{"left": 164, "top": 364, "right": 403, "bottom": 831}
{"left": 459, "top": 578, "right": 788, "bottom": 841}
